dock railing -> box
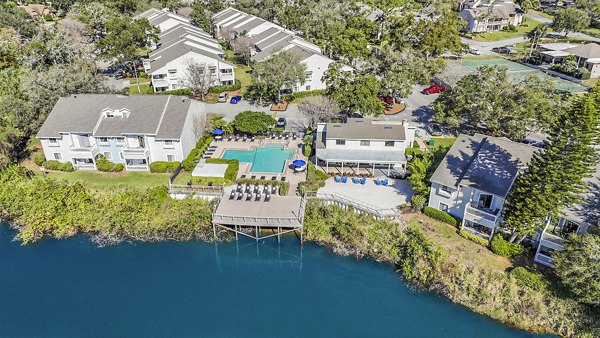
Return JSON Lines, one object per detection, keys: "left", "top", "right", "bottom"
{"left": 306, "top": 191, "right": 401, "bottom": 219}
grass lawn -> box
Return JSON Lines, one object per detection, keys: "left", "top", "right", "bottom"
{"left": 128, "top": 77, "right": 150, "bottom": 84}
{"left": 39, "top": 170, "right": 170, "bottom": 190}
{"left": 427, "top": 136, "right": 456, "bottom": 150}
{"left": 470, "top": 17, "right": 542, "bottom": 42}
{"left": 406, "top": 214, "right": 512, "bottom": 274}
{"left": 583, "top": 78, "right": 599, "bottom": 87}
{"left": 128, "top": 84, "right": 154, "bottom": 95}
{"left": 583, "top": 27, "right": 600, "bottom": 39}
{"left": 531, "top": 10, "right": 553, "bottom": 20}
{"left": 235, "top": 64, "right": 252, "bottom": 95}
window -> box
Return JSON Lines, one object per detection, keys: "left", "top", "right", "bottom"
{"left": 360, "top": 140, "right": 370, "bottom": 146}
{"left": 152, "top": 74, "right": 166, "bottom": 79}
{"left": 116, "top": 137, "right": 125, "bottom": 144}
{"left": 220, "top": 68, "right": 233, "bottom": 74}
{"left": 48, "top": 138, "right": 59, "bottom": 146}
{"left": 53, "top": 153, "right": 62, "bottom": 160}
{"left": 172, "top": 84, "right": 178, "bottom": 89}
{"left": 335, "top": 139, "right": 346, "bottom": 145}
{"left": 305, "top": 85, "right": 311, "bottom": 91}
{"left": 210, "top": 68, "right": 216, "bottom": 75}
{"left": 477, "top": 194, "right": 493, "bottom": 209}
{"left": 440, "top": 185, "right": 453, "bottom": 194}
{"left": 167, "top": 155, "right": 175, "bottom": 162}
{"left": 164, "top": 140, "right": 174, "bottom": 149}
{"left": 168, "top": 69, "right": 177, "bottom": 74}
{"left": 98, "top": 137, "right": 108, "bottom": 144}
{"left": 137, "top": 136, "right": 145, "bottom": 148}
{"left": 119, "top": 152, "right": 124, "bottom": 160}
{"left": 305, "top": 71, "right": 313, "bottom": 80}
{"left": 103, "top": 152, "right": 112, "bottom": 160}
{"left": 439, "top": 203, "right": 449, "bottom": 212}
{"left": 385, "top": 141, "right": 394, "bottom": 147}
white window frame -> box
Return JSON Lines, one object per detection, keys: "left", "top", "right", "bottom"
{"left": 441, "top": 185, "right": 453, "bottom": 194}
{"left": 360, "top": 140, "right": 370, "bottom": 146}
{"left": 335, "top": 139, "right": 345, "bottom": 146}
{"left": 167, "top": 154, "right": 175, "bottom": 162}
{"left": 48, "top": 138, "right": 59, "bottom": 146}
{"left": 103, "top": 152, "right": 112, "bottom": 160}
{"left": 53, "top": 153, "right": 62, "bottom": 160}
{"left": 98, "top": 137, "right": 109, "bottom": 144}
{"left": 439, "top": 202, "right": 449, "bottom": 212}
{"left": 164, "top": 140, "right": 175, "bottom": 149}
{"left": 385, "top": 141, "right": 394, "bottom": 147}
{"left": 116, "top": 137, "right": 125, "bottom": 145}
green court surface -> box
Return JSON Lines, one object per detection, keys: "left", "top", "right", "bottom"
{"left": 453, "top": 58, "right": 588, "bottom": 93}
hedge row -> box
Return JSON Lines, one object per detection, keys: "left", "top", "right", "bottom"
{"left": 42, "top": 160, "right": 74, "bottom": 172}
{"left": 208, "top": 80, "right": 242, "bottom": 94}
{"left": 154, "top": 88, "right": 191, "bottom": 96}
{"left": 282, "top": 89, "right": 325, "bottom": 102}
{"left": 490, "top": 234, "right": 525, "bottom": 258}
{"left": 406, "top": 148, "right": 425, "bottom": 157}
{"left": 149, "top": 161, "right": 180, "bottom": 173}
{"left": 458, "top": 229, "right": 489, "bottom": 247}
{"left": 205, "top": 158, "right": 239, "bottom": 181}
{"left": 234, "top": 178, "right": 289, "bottom": 196}
{"left": 182, "top": 135, "right": 214, "bottom": 171}
{"left": 423, "top": 206, "right": 461, "bottom": 227}
{"left": 96, "top": 155, "right": 124, "bottom": 172}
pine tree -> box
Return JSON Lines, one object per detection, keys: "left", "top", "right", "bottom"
{"left": 502, "top": 86, "right": 600, "bottom": 242}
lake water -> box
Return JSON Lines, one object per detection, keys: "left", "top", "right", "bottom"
{"left": 0, "top": 224, "right": 545, "bottom": 337}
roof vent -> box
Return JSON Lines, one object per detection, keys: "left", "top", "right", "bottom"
{"left": 102, "top": 107, "right": 131, "bottom": 119}
{"left": 384, "top": 126, "right": 392, "bottom": 130}
{"left": 333, "top": 124, "right": 341, "bottom": 128}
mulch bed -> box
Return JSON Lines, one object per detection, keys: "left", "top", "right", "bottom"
{"left": 384, "top": 102, "right": 407, "bottom": 115}
{"left": 270, "top": 101, "right": 288, "bottom": 111}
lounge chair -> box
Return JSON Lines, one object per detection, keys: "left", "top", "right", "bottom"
{"left": 237, "top": 191, "right": 243, "bottom": 200}
{"left": 375, "top": 178, "right": 381, "bottom": 186}
{"left": 278, "top": 134, "right": 283, "bottom": 140}
{"left": 271, "top": 176, "right": 276, "bottom": 181}
{"left": 241, "top": 175, "right": 247, "bottom": 179}
{"left": 235, "top": 134, "right": 240, "bottom": 141}
{"left": 245, "top": 184, "right": 251, "bottom": 193}
{"left": 382, "top": 178, "right": 389, "bottom": 186}
{"left": 341, "top": 176, "right": 348, "bottom": 183}
{"left": 253, "top": 185, "right": 259, "bottom": 193}
{"left": 251, "top": 175, "right": 256, "bottom": 180}
{"left": 243, "top": 135, "right": 247, "bottom": 142}
{"left": 271, "top": 134, "right": 276, "bottom": 139}
{"left": 229, "top": 190, "right": 235, "bottom": 199}
{"left": 284, "top": 134, "right": 289, "bottom": 140}
{"left": 227, "top": 135, "right": 233, "bottom": 141}
{"left": 271, "top": 185, "right": 277, "bottom": 194}
{"left": 352, "top": 177, "right": 359, "bottom": 184}
{"left": 281, "top": 176, "right": 286, "bottom": 182}
{"left": 265, "top": 192, "right": 271, "bottom": 202}
{"left": 293, "top": 134, "right": 297, "bottom": 140}
{"left": 246, "top": 192, "right": 252, "bottom": 201}
{"left": 255, "top": 192, "right": 261, "bottom": 201}
{"left": 251, "top": 136, "right": 255, "bottom": 142}
{"left": 360, "top": 177, "right": 366, "bottom": 185}
{"left": 260, "top": 176, "right": 266, "bottom": 180}
{"left": 263, "top": 186, "right": 269, "bottom": 193}
{"left": 335, "top": 175, "right": 341, "bottom": 183}
{"left": 236, "top": 184, "right": 242, "bottom": 192}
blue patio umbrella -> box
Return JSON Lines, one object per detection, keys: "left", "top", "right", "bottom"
{"left": 292, "top": 159, "right": 306, "bottom": 167}
{"left": 212, "top": 129, "right": 224, "bottom": 135}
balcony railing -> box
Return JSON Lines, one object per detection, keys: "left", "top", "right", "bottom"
{"left": 534, "top": 253, "right": 554, "bottom": 268}
{"left": 69, "top": 144, "right": 99, "bottom": 157}
{"left": 541, "top": 232, "right": 565, "bottom": 248}
{"left": 465, "top": 203, "right": 500, "bottom": 223}
{"left": 122, "top": 146, "right": 149, "bottom": 158}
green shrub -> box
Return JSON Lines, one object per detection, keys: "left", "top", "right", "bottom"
{"left": 315, "top": 169, "right": 328, "bottom": 180}
{"left": 412, "top": 140, "right": 420, "bottom": 148}
{"left": 490, "top": 234, "right": 525, "bottom": 257}
{"left": 42, "top": 160, "right": 75, "bottom": 172}
{"left": 182, "top": 135, "right": 214, "bottom": 171}
{"left": 205, "top": 158, "right": 239, "bottom": 181}
{"left": 183, "top": 149, "right": 200, "bottom": 171}
{"left": 190, "top": 176, "right": 228, "bottom": 186}
{"left": 458, "top": 229, "right": 489, "bottom": 247}
{"left": 411, "top": 195, "right": 426, "bottom": 212}
{"left": 576, "top": 68, "right": 591, "bottom": 80}
{"left": 406, "top": 148, "right": 424, "bottom": 157}
{"left": 34, "top": 155, "right": 46, "bottom": 166}
{"left": 95, "top": 155, "right": 125, "bottom": 172}
{"left": 149, "top": 161, "right": 180, "bottom": 173}
{"left": 423, "top": 206, "right": 461, "bottom": 227}
{"left": 154, "top": 88, "right": 190, "bottom": 96}
{"left": 208, "top": 80, "right": 242, "bottom": 94}
{"left": 510, "top": 267, "right": 548, "bottom": 292}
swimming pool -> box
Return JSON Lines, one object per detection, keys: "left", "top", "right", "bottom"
{"left": 222, "top": 144, "right": 295, "bottom": 173}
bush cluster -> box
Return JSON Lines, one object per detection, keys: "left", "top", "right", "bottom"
{"left": 95, "top": 155, "right": 124, "bottom": 172}
{"left": 406, "top": 148, "right": 424, "bottom": 157}
{"left": 423, "top": 206, "right": 461, "bottom": 227}
{"left": 42, "top": 160, "right": 75, "bottom": 172}
{"left": 208, "top": 80, "right": 242, "bottom": 94}
{"left": 282, "top": 89, "right": 326, "bottom": 102}
{"left": 235, "top": 178, "right": 289, "bottom": 195}
{"left": 34, "top": 155, "right": 46, "bottom": 166}
{"left": 458, "top": 229, "right": 489, "bottom": 247}
{"left": 154, "top": 88, "right": 190, "bottom": 96}
{"left": 298, "top": 162, "right": 327, "bottom": 194}
{"left": 205, "top": 158, "right": 239, "bottom": 181}
{"left": 509, "top": 267, "right": 548, "bottom": 292}
{"left": 149, "top": 161, "right": 180, "bottom": 173}
{"left": 490, "top": 234, "right": 525, "bottom": 257}
{"left": 182, "top": 135, "right": 214, "bottom": 171}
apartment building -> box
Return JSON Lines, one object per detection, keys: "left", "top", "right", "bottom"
{"left": 460, "top": 0, "right": 524, "bottom": 33}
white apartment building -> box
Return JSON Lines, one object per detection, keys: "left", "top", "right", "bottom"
{"left": 315, "top": 119, "right": 416, "bottom": 175}
{"left": 428, "top": 134, "right": 538, "bottom": 240}
{"left": 459, "top": 0, "right": 524, "bottom": 33}
{"left": 37, "top": 94, "right": 204, "bottom": 171}
{"left": 212, "top": 7, "right": 341, "bottom": 92}
{"left": 139, "top": 9, "right": 235, "bottom": 92}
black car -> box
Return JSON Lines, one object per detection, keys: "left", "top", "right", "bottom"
{"left": 276, "top": 117, "right": 286, "bottom": 129}
{"left": 491, "top": 47, "right": 511, "bottom": 54}
{"left": 428, "top": 123, "right": 443, "bottom": 136}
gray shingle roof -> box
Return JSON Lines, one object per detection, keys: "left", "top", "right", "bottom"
{"left": 37, "top": 94, "right": 194, "bottom": 140}
{"left": 234, "top": 17, "right": 266, "bottom": 34}
{"left": 255, "top": 31, "right": 290, "bottom": 50}
{"left": 148, "top": 40, "right": 226, "bottom": 71}
{"left": 563, "top": 154, "right": 600, "bottom": 226}
{"left": 564, "top": 43, "right": 600, "bottom": 60}
{"left": 326, "top": 119, "right": 407, "bottom": 141}
{"left": 430, "top": 134, "right": 538, "bottom": 197}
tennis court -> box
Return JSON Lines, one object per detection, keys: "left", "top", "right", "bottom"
{"left": 453, "top": 58, "right": 588, "bottom": 93}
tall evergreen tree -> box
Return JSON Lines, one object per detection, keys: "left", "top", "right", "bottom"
{"left": 502, "top": 86, "right": 600, "bottom": 242}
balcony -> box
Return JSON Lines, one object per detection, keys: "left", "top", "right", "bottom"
{"left": 69, "top": 144, "right": 99, "bottom": 158}
{"left": 539, "top": 231, "right": 565, "bottom": 251}
{"left": 534, "top": 253, "right": 554, "bottom": 268}
{"left": 122, "top": 146, "right": 149, "bottom": 159}
{"left": 464, "top": 203, "right": 500, "bottom": 228}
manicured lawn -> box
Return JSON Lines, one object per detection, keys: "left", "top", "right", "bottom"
{"left": 39, "top": 170, "right": 170, "bottom": 190}
{"left": 531, "top": 10, "right": 553, "bottom": 20}
{"left": 128, "top": 77, "right": 150, "bottom": 84}
{"left": 470, "top": 17, "right": 542, "bottom": 42}
{"left": 235, "top": 64, "right": 252, "bottom": 95}
{"left": 583, "top": 27, "right": 600, "bottom": 39}
{"left": 128, "top": 84, "right": 154, "bottom": 95}
{"left": 583, "top": 78, "right": 599, "bottom": 87}
{"left": 428, "top": 136, "right": 456, "bottom": 150}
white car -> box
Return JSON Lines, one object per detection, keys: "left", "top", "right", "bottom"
{"left": 217, "top": 93, "right": 228, "bottom": 103}
{"left": 469, "top": 47, "right": 481, "bottom": 55}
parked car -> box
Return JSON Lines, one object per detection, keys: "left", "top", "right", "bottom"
{"left": 491, "top": 47, "right": 511, "bottom": 54}
{"left": 230, "top": 95, "right": 242, "bottom": 104}
{"left": 218, "top": 93, "right": 229, "bottom": 103}
{"left": 378, "top": 95, "right": 394, "bottom": 108}
{"left": 422, "top": 85, "right": 445, "bottom": 95}
{"left": 522, "top": 138, "right": 545, "bottom": 148}
{"left": 428, "top": 123, "right": 443, "bottom": 136}
{"left": 469, "top": 47, "right": 481, "bottom": 55}
{"left": 276, "top": 117, "right": 286, "bottom": 129}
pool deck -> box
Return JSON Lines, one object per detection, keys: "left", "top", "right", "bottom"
{"left": 207, "top": 137, "right": 307, "bottom": 196}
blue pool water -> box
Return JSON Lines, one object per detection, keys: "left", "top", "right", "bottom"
{"left": 0, "top": 224, "right": 549, "bottom": 337}
{"left": 222, "top": 144, "right": 295, "bottom": 173}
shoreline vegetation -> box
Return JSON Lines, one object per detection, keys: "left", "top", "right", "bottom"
{"left": 1, "top": 166, "right": 598, "bottom": 337}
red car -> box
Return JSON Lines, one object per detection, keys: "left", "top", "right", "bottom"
{"left": 422, "top": 85, "right": 445, "bottom": 95}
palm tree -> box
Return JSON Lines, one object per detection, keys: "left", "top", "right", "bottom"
{"left": 526, "top": 23, "right": 549, "bottom": 62}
